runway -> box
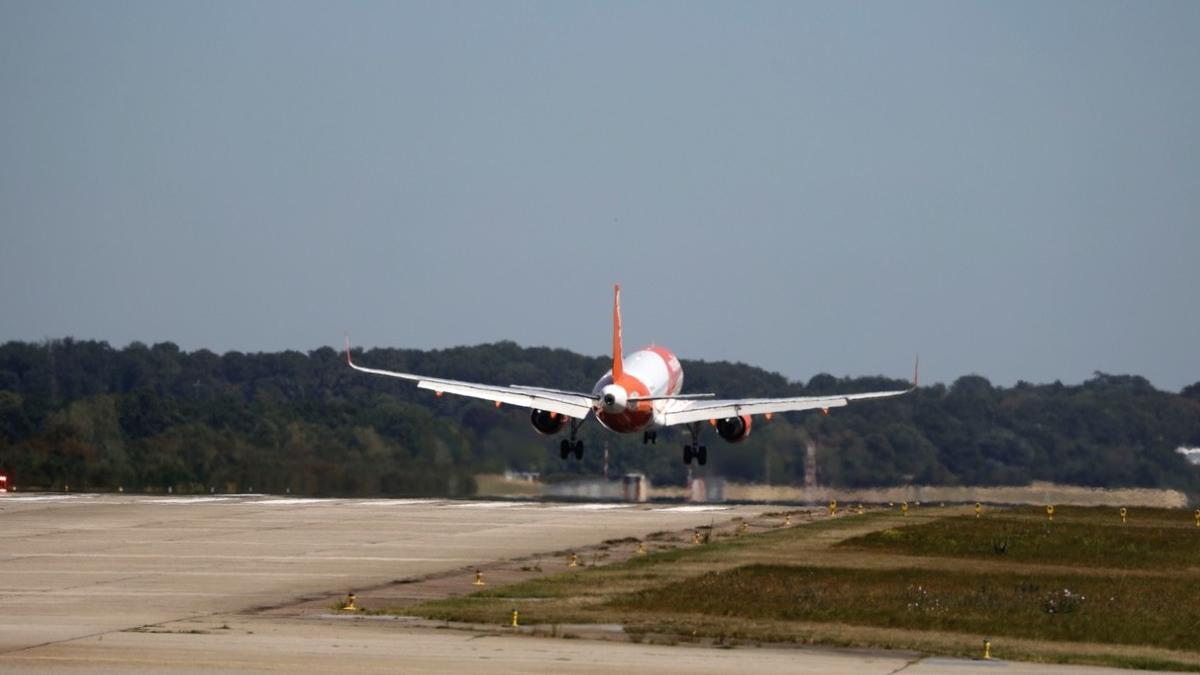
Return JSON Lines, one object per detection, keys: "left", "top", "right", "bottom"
{"left": 0, "top": 494, "right": 1151, "bottom": 673}
{"left": 0, "top": 494, "right": 756, "bottom": 655}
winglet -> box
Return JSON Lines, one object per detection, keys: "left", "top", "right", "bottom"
{"left": 612, "top": 284, "right": 624, "bottom": 380}
{"left": 912, "top": 354, "right": 920, "bottom": 388}
{"left": 344, "top": 334, "right": 354, "bottom": 366}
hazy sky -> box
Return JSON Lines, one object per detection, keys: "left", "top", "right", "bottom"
{"left": 2, "top": 1, "right": 1197, "bottom": 391}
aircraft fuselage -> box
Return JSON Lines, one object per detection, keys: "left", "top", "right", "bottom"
{"left": 592, "top": 346, "right": 683, "bottom": 433}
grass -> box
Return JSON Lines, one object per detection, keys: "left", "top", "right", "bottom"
{"left": 401, "top": 505, "right": 1200, "bottom": 671}
{"left": 610, "top": 564, "right": 1200, "bottom": 651}
{"left": 842, "top": 506, "right": 1200, "bottom": 569}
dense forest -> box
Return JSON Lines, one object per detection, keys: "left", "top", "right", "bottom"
{"left": 1, "top": 339, "right": 1198, "bottom": 498}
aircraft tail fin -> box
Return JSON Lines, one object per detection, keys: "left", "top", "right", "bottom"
{"left": 612, "top": 284, "right": 624, "bottom": 380}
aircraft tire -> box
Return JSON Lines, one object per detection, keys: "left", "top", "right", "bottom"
{"left": 560, "top": 439, "right": 571, "bottom": 460}
{"left": 697, "top": 446, "right": 708, "bottom": 465}
{"left": 682, "top": 445, "right": 693, "bottom": 464}
{"left": 573, "top": 440, "right": 584, "bottom": 460}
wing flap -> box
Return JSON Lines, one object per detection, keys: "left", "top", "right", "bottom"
{"left": 416, "top": 380, "right": 592, "bottom": 419}
{"left": 659, "top": 388, "right": 910, "bottom": 427}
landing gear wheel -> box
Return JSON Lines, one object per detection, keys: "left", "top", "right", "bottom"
{"left": 682, "top": 422, "right": 705, "bottom": 467}
{"left": 573, "top": 440, "right": 584, "bottom": 460}
{"left": 560, "top": 439, "right": 571, "bottom": 460}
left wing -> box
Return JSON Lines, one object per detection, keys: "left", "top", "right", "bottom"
{"left": 345, "top": 338, "right": 595, "bottom": 420}
{"left": 658, "top": 359, "right": 918, "bottom": 427}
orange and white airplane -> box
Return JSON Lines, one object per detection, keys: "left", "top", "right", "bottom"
{"left": 346, "top": 285, "right": 916, "bottom": 465}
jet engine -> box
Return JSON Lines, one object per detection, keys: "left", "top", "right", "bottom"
{"left": 715, "top": 415, "right": 753, "bottom": 443}
{"left": 530, "top": 409, "right": 567, "bottom": 435}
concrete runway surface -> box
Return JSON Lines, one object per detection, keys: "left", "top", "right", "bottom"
{"left": 0, "top": 494, "right": 1151, "bottom": 674}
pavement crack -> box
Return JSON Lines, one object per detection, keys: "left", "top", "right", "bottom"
{"left": 886, "top": 655, "right": 925, "bottom": 674}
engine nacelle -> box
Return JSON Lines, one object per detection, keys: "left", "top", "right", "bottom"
{"left": 715, "top": 415, "right": 753, "bottom": 443}
{"left": 530, "top": 409, "right": 567, "bottom": 435}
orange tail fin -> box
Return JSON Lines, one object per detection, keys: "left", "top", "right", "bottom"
{"left": 612, "top": 284, "right": 624, "bottom": 380}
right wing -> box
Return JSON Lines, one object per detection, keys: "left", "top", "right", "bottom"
{"left": 658, "top": 358, "right": 919, "bottom": 427}
{"left": 658, "top": 389, "right": 911, "bottom": 427}
{"left": 344, "top": 338, "right": 595, "bottom": 419}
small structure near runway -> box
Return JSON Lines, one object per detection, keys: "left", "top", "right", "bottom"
{"left": 688, "top": 476, "right": 725, "bottom": 503}
{"left": 623, "top": 473, "right": 648, "bottom": 502}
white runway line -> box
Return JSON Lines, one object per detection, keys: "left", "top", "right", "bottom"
{"left": 656, "top": 505, "right": 731, "bottom": 512}
{"left": 0, "top": 495, "right": 82, "bottom": 502}
{"left": 350, "top": 499, "right": 444, "bottom": 506}
{"left": 450, "top": 501, "right": 539, "bottom": 508}
{"left": 250, "top": 498, "right": 335, "bottom": 506}
{"left": 550, "top": 503, "right": 632, "bottom": 510}
{"left": 142, "top": 497, "right": 234, "bottom": 504}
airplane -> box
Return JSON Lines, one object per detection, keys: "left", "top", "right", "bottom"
{"left": 345, "top": 285, "right": 916, "bottom": 466}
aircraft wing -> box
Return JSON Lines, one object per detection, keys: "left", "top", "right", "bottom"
{"left": 659, "top": 358, "right": 919, "bottom": 427}
{"left": 345, "top": 339, "right": 594, "bottom": 419}
{"left": 658, "top": 387, "right": 914, "bottom": 427}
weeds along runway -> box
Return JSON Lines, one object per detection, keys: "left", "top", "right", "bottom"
{"left": 0, "top": 494, "right": 1151, "bottom": 674}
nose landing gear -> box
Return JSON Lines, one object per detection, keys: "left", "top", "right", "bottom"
{"left": 559, "top": 439, "right": 583, "bottom": 460}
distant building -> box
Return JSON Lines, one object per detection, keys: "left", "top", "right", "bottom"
{"left": 1177, "top": 447, "right": 1200, "bottom": 465}
{"left": 623, "top": 473, "right": 649, "bottom": 502}
{"left": 545, "top": 479, "right": 623, "bottom": 500}
{"left": 689, "top": 476, "right": 725, "bottom": 503}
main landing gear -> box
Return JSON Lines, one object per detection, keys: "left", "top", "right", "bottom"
{"left": 559, "top": 439, "right": 583, "bottom": 460}
{"left": 559, "top": 418, "right": 586, "bottom": 460}
{"left": 682, "top": 422, "right": 707, "bottom": 466}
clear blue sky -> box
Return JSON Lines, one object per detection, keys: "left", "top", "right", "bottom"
{"left": 2, "top": 1, "right": 1197, "bottom": 390}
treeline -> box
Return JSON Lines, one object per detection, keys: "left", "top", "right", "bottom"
{"left": 0, "top": 339, "right": 1198, "bottom": 497}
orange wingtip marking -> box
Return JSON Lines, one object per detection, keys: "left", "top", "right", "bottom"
{"left": 435, "top": 391, "right": 444, "bottom": 398}
{"left": 709, "top": 419, "right": 717, "bottom": 427}
{"left": 821, "top": 407, "right": 830, "bottom": 416}
{"left": 764, "top": 413, "right": 773, "bottom": 421}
